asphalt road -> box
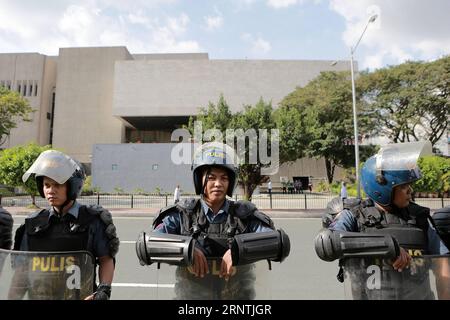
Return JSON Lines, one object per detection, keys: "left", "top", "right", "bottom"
{"left": 10, "top": 215, "right": 345, "bottom": 300}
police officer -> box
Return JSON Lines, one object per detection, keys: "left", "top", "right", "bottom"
{"left": 137, "top": 142, "right": 289, "bottom": 299}
{"left": 12, "top": 150, "right": 119, "bottom": 300}
{"left": 315, "top": 141, "right": 449, "bottom": 299}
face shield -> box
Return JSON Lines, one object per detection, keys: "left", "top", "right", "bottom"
{"left": 22, "top": 150, "right": 80, "bottom": 184}
{"left": 375, "top": 140, "right": 433, "bottom": 179}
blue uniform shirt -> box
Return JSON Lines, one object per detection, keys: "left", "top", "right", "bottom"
{"left": 330, "top": 209, "right": 449, "bottom": 255}
{"left": 155, "top": 198, "right": 273, "bottom": 234}
{"left": 19, "top": 201, "right": 111, "bottom": 258}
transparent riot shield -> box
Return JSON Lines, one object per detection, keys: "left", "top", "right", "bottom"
{"left": 0, "top": 248, "right": 95, "bottom": 300}
{"left": 342, "top": 255, "right": 450, "bottom": 300}
{"left": 150, "top": 259, "right": 273, "bottom": 300}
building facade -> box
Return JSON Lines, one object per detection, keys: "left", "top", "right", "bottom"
{"left": 6, "top": 46, "right": 446, "bottom": 193}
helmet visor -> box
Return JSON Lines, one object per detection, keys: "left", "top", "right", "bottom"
{"left": 376, "top": 140, "right": 432, "bottom": 173}
{"left": 22, "top": 150, "right": 79, "bottom": 184}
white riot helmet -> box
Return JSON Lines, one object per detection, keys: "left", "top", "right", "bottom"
{"left": 22, "top": 150, "right": 85, "bottom": 200}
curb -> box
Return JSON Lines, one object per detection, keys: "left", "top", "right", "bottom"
{"left": 4, "top": 206, "right": 324, "bottom": 219}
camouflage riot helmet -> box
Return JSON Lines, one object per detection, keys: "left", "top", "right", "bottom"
{"left": 22, "top": 150, "right": 85, "bottom": 200}
{"left": 192, "top": 142, "right": 238, "bottom": 197}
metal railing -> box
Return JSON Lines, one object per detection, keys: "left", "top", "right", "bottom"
{"left": 1, "top": 193, "right": 448, "bottom": 210}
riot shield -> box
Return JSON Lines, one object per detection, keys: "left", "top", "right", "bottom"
{"left": 0, "top": 248, "right": 95, "bottom": 300}
{"left": 342, "top": 255, "right": 450, "bottom": 300}
{"left": 150, "top": 259, "right": 273, "bottom": 300}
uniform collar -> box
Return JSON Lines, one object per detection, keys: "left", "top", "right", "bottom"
{"left": 200, "top": 198, "right": 230, "bottom": 223}
{"left": 49, "top": 201, "right": 81, "bottom": 220}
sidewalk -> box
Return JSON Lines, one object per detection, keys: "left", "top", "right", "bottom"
{"left": 3, "top": 206, "right": 324, "bottom": 218}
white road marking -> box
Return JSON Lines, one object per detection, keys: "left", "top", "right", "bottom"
{"left": 112, "top": 283, "right": 174, "bottom": 288}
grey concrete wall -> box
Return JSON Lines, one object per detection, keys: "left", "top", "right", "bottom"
{"left": 52, "top": 47, "right": 131, "bottom": 163}
{"left": 0, "top": 53, "right": 52, "bottom": 148}
{"left": 132, "top": 53, "right": 209, "bottom": 60}
{"left": 92, "top": 143, "right": 194, "bottom": 194}
{"left": 112, "top": 59, "right": 350, "bottom": 117}
{"left": 91, "top": 142, "right": 346, "bottom": 194}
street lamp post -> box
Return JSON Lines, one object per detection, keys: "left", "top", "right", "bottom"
{"left": 349, "top": 14, "right": 377, "bottom": 199}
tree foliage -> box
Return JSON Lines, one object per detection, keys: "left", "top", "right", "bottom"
{"left": 279, "top": 71, "right": 375, "bottom": 183}
{"left": 188, "top": 95, "right": 287, "bottom": 200}
{"left": 0, "top": 143, "right": 51, "bottom": 204}
{"left": 0, "top": 86, "right": 34, "bottom": 146}
{"left": 358, "top": 56, "right": 450, "bottom": 147}
{"left": 413, "top": 155, "right": 450, "bottom": 196}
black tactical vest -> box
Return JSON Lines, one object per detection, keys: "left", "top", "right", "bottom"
{"left": 347, "top": 201, "right": 435, "bottom": 300}
{"left": 24, "top": 206, "right": 97, "bottom": 254}
{"left": 350, "top": 200, "right": 430, "bottom": 255}
{"left": 154, "top": 198, "right": 272, "bottom": 300}
{"left": 153, "top": 198, "right": 274, "bottom": 258}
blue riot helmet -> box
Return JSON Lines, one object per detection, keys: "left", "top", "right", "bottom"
{"left": 192, "top": 142, "right": 238, "bottom": 197}
{"left": 22, "top": 150, "right": 86, "bottom": 200}
{"left": 361, "top": 141, "right": 432, "bottom": 206}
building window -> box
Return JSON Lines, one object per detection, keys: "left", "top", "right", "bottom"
{"left": 152, "top": 164, "right": 158, "bottom": 171}
{"left": 17, "top": 83, "right": 21, "bottom": 94}
{"left": 112, "top": 164, "right": 118, "bottom": 171}
{"left": 34, "top": 82, "right": 38, "bottom": 96}
{"left": 29, "top": 83, "right": 33, "bottom": 97}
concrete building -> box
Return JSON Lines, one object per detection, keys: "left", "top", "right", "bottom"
{"left": 0, "top": 46, "right": 395, "bottom": 193}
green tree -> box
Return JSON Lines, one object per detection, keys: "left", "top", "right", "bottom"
{"left": 0, "top": 143, "right": 51, "bottom": 205}
{"left": 279, "top": 71, "right": 374, "bottom": 183}
{"left": 413, "top": 155, "right": 450, "bottom": 197}
{"left": 0, "top": 86, "right": 34, "bottom": 146}
{"left": 188, "top": 95, "right": 287, "bottom": 200}
{"left": 358, "top": 57, "right": 450, "bottom": 147}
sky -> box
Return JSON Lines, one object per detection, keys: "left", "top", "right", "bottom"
{"left": 0, "top": 0, "right": 449, "bottom": 70}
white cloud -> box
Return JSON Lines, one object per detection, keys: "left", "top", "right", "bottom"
{"left": 241, "top": 33, "right": 272, "bottom": 57}
{"left": 267, "top": 0, "right": 301, "bottom": 9}
{"left": 0, "top": 1, "right": 201, "bottom": 55}
{"left": 330, "top": 0, "right": 450, "bottom": 69}
{"left": 204, "top": 14, "right": 224, "bottom": 31}
{"left": 266, "top": 0, "right": 323, "bottom": 9}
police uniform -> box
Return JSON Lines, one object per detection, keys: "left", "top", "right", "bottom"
{"left": 12, "top": 202, "right": 115, "bottom": 300}
{"left": 316, "top": 141, "right": 449, "bottom": 300}
{"left": 330, "top": 201, "right": 449, "bottom": 300}
{"left": 153, "top": 197, "right": 274, "bottom": 300}
{"left": 16, "top": 201, "right": 111, "bottom": 256}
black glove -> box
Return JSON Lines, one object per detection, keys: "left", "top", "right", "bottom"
{"left": 93, "top": 283, "right": 112, "bottom": 300}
